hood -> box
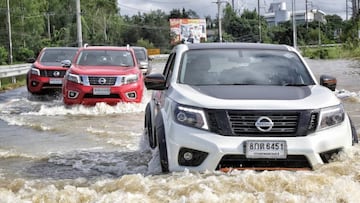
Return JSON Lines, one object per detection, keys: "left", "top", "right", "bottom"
{"left": 169, "top": 84, "right": 341, "bottom": 110}
{"left": 34, "top": 62, "right": 67, "bottom": 70}
{"left": 70, "top": 65, "right": 139, "bottom": 75}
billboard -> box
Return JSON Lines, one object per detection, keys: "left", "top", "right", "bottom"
{"left": 170, "top": 19, "right": 207, "bottom": 44}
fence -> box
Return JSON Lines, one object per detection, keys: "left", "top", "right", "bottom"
{"left": 0, "top": 64, "right": 30, "bottom": 87}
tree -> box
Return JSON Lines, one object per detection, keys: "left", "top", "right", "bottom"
{"left": 223, "top": 4, "right": 266, "bottom": 43}
{"left": 0, "top": 0, "right": 46, "bottom": 59}
{"left": 168, "top": 8, "right": 199, "bottom": 19}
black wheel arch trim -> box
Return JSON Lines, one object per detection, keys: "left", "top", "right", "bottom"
{"left": 155, "top": 113, "right": 169, "bottom": 172}
{"left": 349, "top": 117, "right": 359, "bottom": 145}
{"left": 145, "top": 103, "right": 157, "bottom": 149}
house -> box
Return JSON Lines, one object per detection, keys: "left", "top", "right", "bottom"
{"left": 263, "top": 2, "right": 326, "bottom": 26}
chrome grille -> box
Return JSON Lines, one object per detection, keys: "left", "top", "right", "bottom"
{"left": 40, "top": 70, "right": 66, "bottom": 77}
{"left": 88, "top": 76, "right": 117, "bottom": 85}
{"left": 227, "top": 111, "right": 299, "bottom": 135}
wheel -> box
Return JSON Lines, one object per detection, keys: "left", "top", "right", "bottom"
{"left": 155, "top": 120, "right": 169, "bottom": 172}
{"left": 26, "top": 73, "right": 36, "bottom": 94}
{"left": 145, "top": 104, "right": 156, "bottom": 149}
{"left": 350, "top": 118, "right": 359, "bottom": 145}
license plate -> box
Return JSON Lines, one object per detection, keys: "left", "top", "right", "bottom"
{"left": 93, "top": 87, "right": 110, "bottom": 95}
{"left": 245, "top": 140, "right": 287, "bottom": 159}
{"left": 49, "top": 78, "right": 62, "bottom": 84}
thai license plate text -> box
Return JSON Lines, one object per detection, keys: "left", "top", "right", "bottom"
{"left": 245, "top": 140, "right": 287, "bottom": 159}
{"left": 93, "top": 87, "right": 110, "bottom": 95}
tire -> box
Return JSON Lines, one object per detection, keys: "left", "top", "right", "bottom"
{"left": 155, "top": 119, "right": 169, "bottom": 173}
{"left": 350, "top": 117, "right": 359, "bottom": 145}
{"left": 145, "top": 104, "right": 156, "bottom": 149}
{"left": 26, "top": 73, "right": 35, "bottom": 94}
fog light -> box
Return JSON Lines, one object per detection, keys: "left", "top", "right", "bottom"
{"left": 126, "top": 91, "right": 137, "bottom": 99}
{"left": 183, "top": 152, "right": 193, "bottom": 161}
{"left": 178, "top": 148, "right": 208, "bottom": 166}
{"left": 68, "top": 90, "right": 79, "bottom": 98}
{"left": 31, "top": 81, "right": 39, "bottom": 87}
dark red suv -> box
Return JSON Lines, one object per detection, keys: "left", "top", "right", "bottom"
{"left": 27, "top": 47, "right": 78, "bottom": 94}
{"left": 62, "top": 46, "right": 144, "bottom": 105}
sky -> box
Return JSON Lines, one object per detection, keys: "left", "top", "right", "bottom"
{"left": 118, "top": 0, "right": 349, "bottom": 20}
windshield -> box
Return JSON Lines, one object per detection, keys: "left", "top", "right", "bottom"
{"left": 40, "top": 49, "right": 77, "bottom": 63}
{"left": 134, "top": 49, "right": 147, "bottom": 61}
{"left": 76, "top": 50, "right": 135, "bottom": 66}
{"left": 178, "top": 49, "right": 315, "bottom": 86}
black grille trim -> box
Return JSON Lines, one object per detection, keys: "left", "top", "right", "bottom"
{"left": 40, "top": 70, "right": 67, "bottom": 77}
{"left": 206, "top": 109, "right": 318, "bottom": 137}
{"left": 228, "top": 111, "right": 299, "bottom": 136}
{"left": 88, "top": 76, "right": 117, "bottom": 85}
{"left": 84, "top": 94, "right": 120, "bottom": 99}
{"left": 216, "top": 154, "right": 312, "bottom": 169}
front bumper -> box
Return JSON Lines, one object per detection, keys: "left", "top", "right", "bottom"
{"left": 164, "top": 116, "right": 353, "bottom": 172}
{"left": 27, "top": 75, "right": 63, "bottom": 93}
{"left": 63, "top": 81, "right": 144, "bottom": 105}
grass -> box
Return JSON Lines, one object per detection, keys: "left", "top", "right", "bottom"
{"left": 300, "top": 45, "right": 360, "bottom": 59}
{"left": 0, "top": 75, "right": 26, "bottom": 92}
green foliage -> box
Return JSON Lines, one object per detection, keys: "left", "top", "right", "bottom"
{"left": 223, "top": 5, "right": 267, "bottom": 43}
{"left": 14, "top": 47, "right": 34, "bottom": 62}
{"left": 135, "top": 38, "right": 155, "bottom": 48}
{"left": 169, "top": 8, "right": 199, "bottom": 19}
{"left": 0, "top": 75, "right": 26, "bottom": 92}
{"left": 0, "top": 46, "right": 8, "bottom": 65}
{"left": 301, "top": 46, "right": 344, "bottom": 59}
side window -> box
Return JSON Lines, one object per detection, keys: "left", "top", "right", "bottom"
{"left": 163, "top": 53, "right": 176, "bottom": 87}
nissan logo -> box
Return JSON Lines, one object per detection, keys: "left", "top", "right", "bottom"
{"left": 53, "top": 71, "right": 60, "bottom": 77}
{"left": 255, "top": 116, "right": 274, "bottom": 132}
{"left": 98, "top": 77, "right": 107, "bottom": 84}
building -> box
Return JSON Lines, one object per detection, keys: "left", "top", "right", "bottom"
{"left": 263, "top": 2, "right": 326, "bottom": 26}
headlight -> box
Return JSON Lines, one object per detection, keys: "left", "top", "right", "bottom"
{"left": 173, "top": 103, "right": 209, "bottom": 130}
{"left": 67, "top": 73, "right": 81, "bottom": 84}
{"left": 123, "top": 74, "right": 138, "bottom": 84}
{"left": 318, "top": 104, "right": 345, "bottom": 130}
{"left": 30, "top": 67, "right": 40, "bottom": 76}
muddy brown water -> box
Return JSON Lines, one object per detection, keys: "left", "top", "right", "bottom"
{"left": 0, "top": 59, "right": 359, "bottom": 202}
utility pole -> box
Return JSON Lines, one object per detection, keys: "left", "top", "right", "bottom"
{"left": 213, "top": 0, "right": 226, "bottom": 42}
{"left": 346, "top": 0, "right": 348, "bottom": 20}
{"left": 6, "top": 0, "right": 13, "bottom": 64}
{"left": 292, "top": 0, "right": 297, "bottom": 49}
{"left": 258, "top": 0, "right": 262, "bottom": 42}
{"left": 44, "top": 12, "right": 55, "bottom": 40}
{"left": 76, "top": 0, "right": 83, "bottom": 47}
{"left": 305, "top": 0, "right": 308, "bottom": 29}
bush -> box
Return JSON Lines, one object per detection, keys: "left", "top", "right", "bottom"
{"left": 14, "top": 47, "right": 34, "bottom": 62}
{"left": 301, "top": 47, "right": 340, "bottom": 59}
{"left": 0, "top": 46, "right": 8, "bottom": 65}
{"left": 135, "top": 38, "right": 155, "bottom": 49}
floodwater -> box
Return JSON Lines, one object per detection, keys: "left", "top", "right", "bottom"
{"left": 0, "top": 59, "right": 359, "bottom": 202}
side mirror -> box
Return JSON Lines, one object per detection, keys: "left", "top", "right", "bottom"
{"left": 320, "top": 75, "right": 337, "bottom": 91}
{"left": 139, "top": 61, "right": 149, "bottom": 69}
{"left": 144, "top": 73, "right": 166, "bottom": 90}
{"left": 26, "top": 58, "right": 35, "bottom": 63}
{"left": 61, "top": 59, "right": 72, "bottom": 68}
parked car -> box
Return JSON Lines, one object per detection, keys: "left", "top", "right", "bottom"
{"left": 62, "top": 46, "right": 144, "bottom": 105}
{"left": 144, "top": 42, "right": 358, "bottom": 172}
{"left": 26, "top": 47, "right": 78, "bottom": 94}
{"left": 132, "top": 46, "right": 152, "bottom": 75}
